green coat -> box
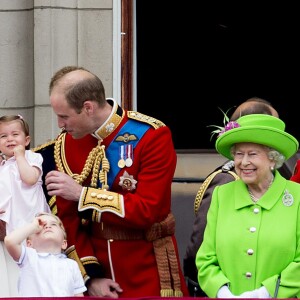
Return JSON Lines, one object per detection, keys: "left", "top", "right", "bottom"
{"left": 196, "top": 170, "right": 300, "bottom": 298}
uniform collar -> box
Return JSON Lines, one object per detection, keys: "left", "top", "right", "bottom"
{"left": 91, "top": 98, "right": 124, "bottom": 141}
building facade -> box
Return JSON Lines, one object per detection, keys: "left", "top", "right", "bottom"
{"left": 0, "top": 0, "right": 123, "bottom": 147}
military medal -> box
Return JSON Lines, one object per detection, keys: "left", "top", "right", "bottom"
{"left": 118, "top": 159, "right": 126, "bottom": 168}
{"left": 119, "top": 171, "right": 137, "bottom": 191}
{"left": 125, "top": 144, "right": 133, "bottom": 167}
{"left": 125, "top": 158, "right": 133, "bottom": 167}
{"left": 282, "top": 189, "right": 294, "bottom": 207}
{"left": 118, "top": 145, "right": 126, "bottom": 168}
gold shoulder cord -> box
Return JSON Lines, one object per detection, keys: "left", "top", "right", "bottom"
{"left": 128, "top": 111, "right": 166, "bottom": 129}
{"left": 228, "top": 170, "right": 239, "bottom": 181}
{"left": 32, "top": 139, "right": 56, "bottom": 152}
{"left": 193, "top": 170, "right": 239, "bottom": 214}
{"left": 50, "top": 133, "right": 110, "bottom": 209}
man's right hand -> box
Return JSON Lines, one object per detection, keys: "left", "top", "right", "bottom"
{"left": 45, "top": 170, "right": 83, "bottom": 201}
{"left": 87, "top": 278, "right": 123, "bottom": 298}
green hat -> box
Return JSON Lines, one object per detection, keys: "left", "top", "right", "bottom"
{"left": 215, "top": 114, "right": 299, "bottom": 160}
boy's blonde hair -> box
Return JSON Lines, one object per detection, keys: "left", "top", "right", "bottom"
{"left": 34, "top": 212, "right": 67, "bottom": 239}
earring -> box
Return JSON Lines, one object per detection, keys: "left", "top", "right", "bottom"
{"left": 270, "top": 166, "right": 274, "bottom": 171}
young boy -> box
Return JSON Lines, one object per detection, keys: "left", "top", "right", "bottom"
{"left": 4, "top": 212, "right": 87, "bottom": 296}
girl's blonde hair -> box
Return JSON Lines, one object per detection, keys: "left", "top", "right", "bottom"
{"left": 0, "top": 115, "right": 30, "bottom": 149}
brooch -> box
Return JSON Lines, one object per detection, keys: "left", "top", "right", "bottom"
{"left": 282, "top": 189, "right": 294, "bottom": 207}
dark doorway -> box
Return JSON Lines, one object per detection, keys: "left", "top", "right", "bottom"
{"left": 136, "top": 2, "right": 299, "bottom": 149}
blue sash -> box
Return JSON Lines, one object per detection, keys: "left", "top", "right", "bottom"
{"left": 104, "top": 119, "right": 150, "bottom": 188}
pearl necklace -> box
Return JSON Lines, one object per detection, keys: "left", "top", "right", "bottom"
{"left": 248, "top": 190, "right": 259, "bottom": 203}
{"left": 248, "top": 175, "right": 274, "bottom": 203}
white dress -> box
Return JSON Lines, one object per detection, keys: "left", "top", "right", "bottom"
{"left": 0, "top": 150, "right": 51, "bottom": 297}
{"left": 0, "top": 241, "right": 19, "bottom": 297}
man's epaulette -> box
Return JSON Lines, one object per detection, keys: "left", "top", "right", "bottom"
{"left": 193, "top": 160, "right": 239, "bottom": 214}
{"left": 221, "top": 160, "right": 235, "bottom": 172}
{"left": 31, "top": 139, "right": 56, "bottom": 152}
{"left": 127, "top": 111, "right": 165, "bottom": 129}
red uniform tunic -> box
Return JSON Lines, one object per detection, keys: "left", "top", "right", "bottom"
{"left": 36, "top": 100, "right": 188, "bottom": 297}
{"left": 290, "top": 159, "right": 300, "bottom": 183}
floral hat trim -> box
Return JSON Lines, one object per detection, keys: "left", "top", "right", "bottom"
{"left": 208, "top": 107, "right": 240, "bottom": 140}
{"left": 215, "top": 113, "right": 299, "bottom": 160}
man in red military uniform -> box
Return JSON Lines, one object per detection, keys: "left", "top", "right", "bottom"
{"left": 290, "top": 160, "right": 300, "bottom": 183}
{"left": 35, "top": 66, "right": 188, "bottom": 298}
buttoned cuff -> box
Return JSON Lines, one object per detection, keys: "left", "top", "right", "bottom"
{"left": 78, "top": 187, "right": 124, "bottom": 222}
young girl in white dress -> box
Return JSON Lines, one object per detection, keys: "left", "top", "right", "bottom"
{"left": 0, "top": 115, "right": 50, "bottom": 297}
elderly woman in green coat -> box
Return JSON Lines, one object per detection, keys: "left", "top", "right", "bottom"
{"left": 196, "top": 114, "right": 300, "bottom": 298}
